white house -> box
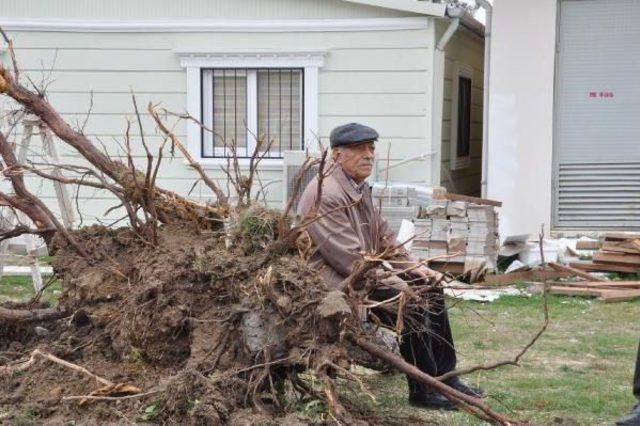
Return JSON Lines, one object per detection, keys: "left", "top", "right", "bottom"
{"left": 0, "top": 0, "right": 485, "bottom": 225}
{"left": 486, "top": 0, "right": 640, "bottom": 237}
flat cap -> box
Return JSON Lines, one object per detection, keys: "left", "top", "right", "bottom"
{"left": 329, "top": 123, "right": 378, "bottom": 148}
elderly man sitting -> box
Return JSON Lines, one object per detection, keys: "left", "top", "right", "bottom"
{"left": 297, "top": 123, "right": 483, "bottom": 410}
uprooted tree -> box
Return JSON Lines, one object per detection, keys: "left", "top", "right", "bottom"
{"left": 0, "top": 32, "right": 536, "bottom": 425}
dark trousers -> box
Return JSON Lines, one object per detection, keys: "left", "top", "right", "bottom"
{"left": 634, "top": 339, "right": 640, "bottom": 400}
{"left": 369, "top": 286, "right": 457, "bottom": 394}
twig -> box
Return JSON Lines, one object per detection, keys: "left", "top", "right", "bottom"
{"left": 281, "top": 155, "right": 317, "bottom": 220}
{"left": 1, "top": 349, "right": 112, "bottom": 387}
{"left": 37, "top": 349, "right": 113, "bottom": 386}
{"left": 148, "top": 104, "right": 229, "bottom": 211}
{"left": 80, "top": 91, "right": 94, "bottom": 133}
{"left": 62, "top": 390, "right": 158, "bottom": 402}
{"left": 0, "top": 27, "right": 19, "bottom": 80}
{"left": 0, "top": 224, "right": 55, "bottom": 242}
{"left": 217, "top": 355, "right": 294, "bottom": 378}
{"left": 312, "top": 148, "right": 330, "bottom": 214}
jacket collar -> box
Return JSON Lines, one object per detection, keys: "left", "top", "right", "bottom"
{"left": 330, "top": 162, "right": 364, "bottom": 202}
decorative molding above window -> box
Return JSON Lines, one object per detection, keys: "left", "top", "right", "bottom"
{"left": 176, "top": 49, "right": 327, "bottom": 165}
{"left": 175, "top": 49, "right": 327, "bottom": 69}
{"left": 0, "top": 17, "right": 429, "bottom": 33}
{"left": 450, "top": 61, "right": 474, "bottom": 171}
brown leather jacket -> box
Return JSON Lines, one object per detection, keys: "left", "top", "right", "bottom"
{"left": 296, "top": 164, "right": 399, "bottom": 290}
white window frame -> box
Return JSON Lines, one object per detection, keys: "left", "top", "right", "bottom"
{"left": 449, "top": 61, "right": 474, "bottom": 171}
{"left": 175, "top": 49, "right": 326, "bottom": 167}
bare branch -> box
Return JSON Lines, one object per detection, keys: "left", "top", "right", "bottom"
{"left": 148, "top": 103, "right": 229, "bottom": 212}
{"left": 0, "top": 224, "right": 56, "bottom": 242}
{"left": 80, "top": 90, "right": 94, "bottom": 134}
{"left": 349, "top": 335, "right": 515, "bottom": 425}
{"left": 0, "top": 27, "right": 19, "bottom": 80}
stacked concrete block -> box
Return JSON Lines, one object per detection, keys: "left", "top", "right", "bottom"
{"left": 411, "top": 201, "right": 499, "bottom": 273}
{"left": 371, "top": 184, "right": 419, "bottom": 236}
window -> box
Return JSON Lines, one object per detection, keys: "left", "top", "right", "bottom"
{"left": 450, "top": 62, "right": 473, "bottom": 170}
{"left": 456, "top": 76, "right": 471, "bottom": 159}
{"left": 201, "top": 68, "right": 304, "bottom": 158}
{"left": 176, "top": 49, "right": 325, "bottom": 165}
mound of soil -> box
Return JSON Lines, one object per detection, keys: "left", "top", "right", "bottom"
{"left": 0, "top": 213, "right": 362, "bottom": 425}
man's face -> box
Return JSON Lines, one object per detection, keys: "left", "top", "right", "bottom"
{"left": 333, "top": 141, "right": 375, "bottom": 183}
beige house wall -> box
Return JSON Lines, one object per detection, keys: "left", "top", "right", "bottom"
{"left": 436, "top": 22, "right": 485, "bottom": 196}
{"left": 486, "top": 0, "right": 558, "bottom": 237}
{"left": 0, "top": 0, "right": 438, "bottom": 224}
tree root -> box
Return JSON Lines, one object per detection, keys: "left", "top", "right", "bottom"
{"left": 1, "top": 349, "right": 112, "bottom": 385}
{"left": 1, "top": 349, "right": 145, "bottom": 406}
{"left": 349, "top": 335, "right": 517, "bottom": 426}
{"left": 0, "top": 306, "right": 68, "bottom": 323}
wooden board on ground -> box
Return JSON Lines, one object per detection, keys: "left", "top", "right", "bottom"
{"left": 600, "top": 244, "right": 640, "bottom": 255}
{"left": 593, "top": 252, "right": 640, "bottom": 266}
{"left": 599, "top": 289, "right": 640, "bottom": 303}
{"left": 550, "top": 286, "right": 601, "bottom": 298}
{"left": 570, "top": 262, "right": 640, "bottom": 274}
{"left": 481, "top": 269, "right": 570, "bottom": 286}
{"left": 576, "top": 240, "right": 602, "bottom": 250}
{"left": 604, "top": 232, "right": 640, "bottom": 242}
{"left": 548, "top": 262, "right": 606, "bottom": 282}
{"left": 556, "top": 281, "right": 640, "bottom": 290}
{"left": 550, "top": 285, "right": 640, "bottom": 303}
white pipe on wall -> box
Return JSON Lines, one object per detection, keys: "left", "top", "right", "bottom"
{"left": 477, "top": 0, "right": 492, "bottom": 198}
{"left": 436, "top": 17, "right": 460, "bottom": 51}
{"left": 430, "top": 16, "right": 460, "bottom": 187}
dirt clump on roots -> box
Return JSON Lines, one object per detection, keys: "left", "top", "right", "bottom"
{"left": 0, "top": 208, "right": 381, "bottom": 425}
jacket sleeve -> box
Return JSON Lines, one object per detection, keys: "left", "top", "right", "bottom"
{"left": 305, "top": 195, "right": 363, "bottom": 278}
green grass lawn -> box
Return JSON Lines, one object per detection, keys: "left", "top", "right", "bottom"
{"left": 0, "top": 275, "right": 61, "bottom": 305}
{"left": 359, "top": 294, "right": 640, "bottom": 425}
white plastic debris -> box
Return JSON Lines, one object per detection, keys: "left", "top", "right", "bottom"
{"left": 396, "top": 219, "right": 415, "bottom": 250}
{"left": 518, "top": 239, "right": 559, "bottom": 266}
{"left": 505, "top": 259, "right": 527, "bottom": 274}
{"left": 499, "top": 234, "right": 530, "bottom": 257}
{"left": 444, "top": 287, "right": 525, "bottom": 302}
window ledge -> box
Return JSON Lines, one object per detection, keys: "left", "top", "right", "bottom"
{"left": 184, "top": 158, "right": 284, "bottom": 171}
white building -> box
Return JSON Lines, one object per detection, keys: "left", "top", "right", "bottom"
{"left": 486, "top": 0, "right": 640, "bottom": 237}
{"left": 0, "top": 0, "right": 485, "bottom": 225}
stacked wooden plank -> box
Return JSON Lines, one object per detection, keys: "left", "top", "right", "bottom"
{"left": 411, "top": 199, "right": 499, "bottom": 274}
{"left": 549, "top": 281, "right": 640, "bottom": 303}
{"left": 571, "top": 233, "right": 640, "bottom": 274}
{"left": 478, "top": 264, "right": 640, "bottom": 303}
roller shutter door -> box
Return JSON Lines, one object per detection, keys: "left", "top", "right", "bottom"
{"left": 554, "top": 0, "right": 640, "bottom": 229}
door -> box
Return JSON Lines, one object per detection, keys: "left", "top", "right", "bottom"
{"left": 554, "top": 0, "right": 640, "bottom": 229}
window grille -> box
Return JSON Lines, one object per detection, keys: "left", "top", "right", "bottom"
{"left": 201, "top": 68, "right": 304, "bottom": 159}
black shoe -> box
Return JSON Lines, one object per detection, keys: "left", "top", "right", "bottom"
{"left": 409, "top": 391, "right": 457, "bottom": 411}
{"left": 444, "top": 376, "right": 485, "bottom": 398}
{"left": 617, "top": 404, "right": 640, "bottom": 426}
